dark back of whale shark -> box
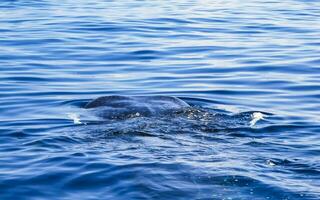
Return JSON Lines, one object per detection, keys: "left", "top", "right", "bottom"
{"left": 85, "top": 95, "right": 190, "bottom": 120}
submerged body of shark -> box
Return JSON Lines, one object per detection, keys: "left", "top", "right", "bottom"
{"left": 80, "top": 95, "right": 265, "bottom": 130}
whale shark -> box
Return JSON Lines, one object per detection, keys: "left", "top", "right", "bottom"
{"left": 84, "top": 95, "right": 191, "bottom": 120}
{"left": 78, "top": 95, "right": 265, "bottom": 134}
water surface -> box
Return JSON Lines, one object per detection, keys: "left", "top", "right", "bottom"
{"left": 0, "top": 0, "right": 319, "bottom": 199}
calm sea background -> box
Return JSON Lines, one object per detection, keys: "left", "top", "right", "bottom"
{"left": 0, "top": 0, "right": 319, "bottom": 199}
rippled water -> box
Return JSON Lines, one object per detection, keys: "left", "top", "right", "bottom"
{"left": 1, "top": 0, "right": 320, "bottom": 199}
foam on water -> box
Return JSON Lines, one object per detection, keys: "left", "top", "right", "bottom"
{"left": 250, "top": 112, "right": 264, "bottom": 127}
{"left": 67, "top": 113, "right": 82, "bottom": 125}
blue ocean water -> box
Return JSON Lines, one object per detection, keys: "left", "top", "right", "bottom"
{"left": 0, "top": 0, "right": 319, "bottom": 199}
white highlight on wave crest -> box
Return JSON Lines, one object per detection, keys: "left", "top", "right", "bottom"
{"left": 215, "top": 104, "right": 240, "bottom": 113}
{"left": 67, "top": 113, "right": 82, "bottom": 124}
{"left": 250, "top": 112, "right": 264, "bottom": 127}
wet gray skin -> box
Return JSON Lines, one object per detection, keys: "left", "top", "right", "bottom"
{"left": 84, "top": 95, "right": 191, "bottom": 120}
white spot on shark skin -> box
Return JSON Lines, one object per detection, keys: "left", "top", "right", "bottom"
{"left": 67, "top": 113, "right": 82, "bottom": 124}
{"left": 250, "top": 112, "right": 264, "bottom": 127}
